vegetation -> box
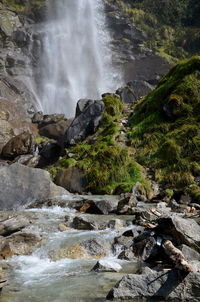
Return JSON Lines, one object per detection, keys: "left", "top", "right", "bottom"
{"left": 107, "top": 0, "right": 200, "bottom": 62}
{"left": 50, "top": 94, "right": 147, "bottom": 194}
{"left": 128, "top": 56, "right": 200, "bottom": 190}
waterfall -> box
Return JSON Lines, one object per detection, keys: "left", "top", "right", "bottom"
{"left": 39, "top": 0, "right": 121, "bottom": 117}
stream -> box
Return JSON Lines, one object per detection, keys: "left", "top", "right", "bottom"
{"left": 0, "top": 195, "right": 142, "bottom": 302}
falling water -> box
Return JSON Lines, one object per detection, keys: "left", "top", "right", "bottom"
{"left": 39, "top": 0, "right": 121, "bottom": 117}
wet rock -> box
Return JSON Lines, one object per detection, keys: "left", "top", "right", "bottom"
{"left": 58, "top": 223, "right": 70, "bottom": 232}
{"left": 81, "top": 238, "right": 108, "bottom": 258}
{"left": 0, "top": 231, "right": 42, "bottom": 259}
{"left": 8, "top": 231, "right": 42, "bottom": 255}
{"left": 0, "top": 215, "right": 30, "bottom": 236}
{"left": 1, "top": 132, "right": 34, "bottom": 159}
{"left": 0, "top": 163, "right": 69, "bottom": 210}
{"left": 107, "top": 268, "right": 200, "bottom": 300}
{"left": 92, "top": 260, "right": 122, "bottom": 272}
{"left": 107, "top": 219, "right": 124, "bottom": 230}
{"left": 80, "top": 198, "right": 117, "bottom": 215}
{"left": 53, "top": 238, "right": 108, "bottom": 260}
{"left": 155, "top": 215, "right": 200, "bottom": 252}
{"left": 118, "top": 248, "right": 136, "bottom": 261}
{"left": 55, "top": 167, "right": 87, "bottom": 194}
{"left": 71, "top": 216, "right": 100, "bottom": 230}
{"left": 64, "top": 99, "right": 105, "bottom": 146}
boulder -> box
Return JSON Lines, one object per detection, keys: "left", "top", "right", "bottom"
{"left": 38, "top": 141, "right": 62, "bottom": 167}
{"left": 52, "top": 238, "right": 108, "bottom": 260}
{"left": 107, "top": 268, "right": 200, "bottom": 301}
{"left": 116, "top": 80, "right": 153, "bottom": 103}
{"left": 79, "top": 198, "right": 117, "bottom": 214}
{"left": 0, "top": 215, "right": 30, "bottom": 236}
{"left": 55, "top": 167, "right": 87, "bottom": 194}
{"left": 155, "top": 215, "right": 200, "bottom": 252}
{"left": 71, "top": 216, "right": 102, "bottom": 231}
{"left": 1, "top": 132, "right": 34, "bottom": 159}
{"left": 64, "top": 99, "right": 105, "bottom": 146}
{"left": 0, "top": 231, "right": 42, "bottom": 259}
{"left": 0, "top": 163, "right": 69, "bottom": 210}
{"left": 118, "top": 249, "right": 136, "bottom": 261}
{"left": 92, "top": 260, "right": 122, "bottom": 272}
{"left": 39, "top": 120, "right": 71, "bottom": 141}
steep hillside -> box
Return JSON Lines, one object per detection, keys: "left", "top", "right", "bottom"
{"left": 106, "top": 0, "right": 200, "bottom": 62}
{"left": 128, "top": 56, "right": 200, "bottom": 199}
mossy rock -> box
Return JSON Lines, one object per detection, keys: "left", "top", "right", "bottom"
{"left": 128, "top": 56, "right": 200, "bottom": 189}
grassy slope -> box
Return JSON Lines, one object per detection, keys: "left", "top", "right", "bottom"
{"left": 50, "top": 95, "right": 147, "bottom": 194}
{"left": 128, "top": 56, "right": 200, "bottom": 200}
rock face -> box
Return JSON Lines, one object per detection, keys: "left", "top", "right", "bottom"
{"left": 64, "top": 99, "right": 105, "bottom": 146}
{"left": 107, "top": 268, "right": 200, "bottom": 301}
{"left": 0, "top": 98, "right": 37, "bottom": 153}
{"left": 0, "top": 163, "right": 69, "bottom": 210}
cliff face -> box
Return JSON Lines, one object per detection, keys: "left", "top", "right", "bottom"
{"left": 104, "top": 0, "right": 200, "bottom": 63}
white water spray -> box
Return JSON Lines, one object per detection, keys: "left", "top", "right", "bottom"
{"left": 39, "top": 0, "right": 121, "bottom": 117}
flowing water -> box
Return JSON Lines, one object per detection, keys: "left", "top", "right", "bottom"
{"left": 38, "top": 0, "right": 121, "bottom": 117}
{"left": 0, "top": 195, "right": 140, "bottom": 302}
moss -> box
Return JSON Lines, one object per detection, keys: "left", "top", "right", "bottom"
{"left": 129, "top": 56, "right": 200, "bottom": 189}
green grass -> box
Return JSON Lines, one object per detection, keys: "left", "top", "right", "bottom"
{"left": 48, "top": 94, "right": 147, "bottom": 194}
{"left": 128, "top": 56, "right": 200, "bottom": 190}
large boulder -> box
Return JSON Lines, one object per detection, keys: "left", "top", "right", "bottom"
{"left": 155, "top": 215, "right": 200, "bottom": 252}
{"left": 107, "top": 268, "right": 200, "bottom": 301}
{"left": 55, "top": 166, "right": 87, "bottom": 194}
{"left": 1, "top": 132, "right": 34, "bottom": 159}
{"left": 0, "top": 163, "right": 69, "bottom": 210}
{"left": 64, "top": 99, "right": 105, "bottom": 146}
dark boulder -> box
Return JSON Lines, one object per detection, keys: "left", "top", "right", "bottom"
{"left": 39, "top": 120, "right": 72, "bottom": 141}
{"left": 64, "top": 99, "right": 105, "bottom": 146}
{"left": 116, "top": 80, "right": 153, "bottom": 103}
{"left": 38, "top": 141, "right": 62, "bottom": 167}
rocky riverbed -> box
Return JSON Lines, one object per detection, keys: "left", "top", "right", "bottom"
{"left": 0, "top": 193, "right": 199, "bottom": 301}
